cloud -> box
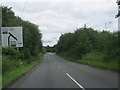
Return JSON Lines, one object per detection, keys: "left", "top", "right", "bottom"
{"left": 0, "top": 0, "right": 116, "bottom": 3}
{"left": 42, "top": 33, "right": 61, "bottom": 46}
{"left": 1, "top": 1, "right": 118, "bottom": 46}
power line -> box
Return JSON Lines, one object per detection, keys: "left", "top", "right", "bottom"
{"left": 21, "top": 0, "right": 27, "bottom": 17}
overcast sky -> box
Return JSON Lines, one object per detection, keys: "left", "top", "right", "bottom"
{"left": 0, "top": 0, "right": 118, "bottom": 46}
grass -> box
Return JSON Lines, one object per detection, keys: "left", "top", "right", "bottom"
{"left": 2, "top": 53, "right": 44, "bottom": 88}
{"left": 0, "top": 52, "right": 2, "bottom": 89}
{"left": 58, "top": 53, "right": 119, "bottom": 72}
{"left": 75, "top": 59, "right": 119, "bottom": 71}
{"left": 0, "top": 74, "right": 1, "bottom": 89}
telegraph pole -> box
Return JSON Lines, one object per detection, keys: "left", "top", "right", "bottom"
{"left": 0, "top": 5, "right": 2, "bottom": 90}
{"left": 0, "top": 6, "right": 1, "bottom": 44}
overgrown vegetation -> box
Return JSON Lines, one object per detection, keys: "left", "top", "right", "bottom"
{"left": 1, "top": 6, "right": 43, "bottom": 87}
{"left": 54, "top": 27, "right": 119, "bottom": 71}
{"left": 59, "top": 52, "right": 119, "bottom": 71}
{"left": 2, "top": 53, "right": 43, "bottom": 88}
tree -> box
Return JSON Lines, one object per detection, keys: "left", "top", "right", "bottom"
{"left": 2, "top": 6, "right": 43, "bottom": 56}
{"left": 55, "top": 27, "right": 119, "bottom": 62}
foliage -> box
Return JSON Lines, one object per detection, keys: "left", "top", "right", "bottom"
{"left": 2, "top": 47, "right": 18, "bottom": 56}
{"left": 44, "top": 45, "right": 57, "bottom": 53}
{"left": 2, "top": 54, "right": 44, "bottom": 88}
{"left": 1, "top": 6, "right": 43, "bottom": 77}
{"left": 82, "top": 52, "right": 104, "bottom": 61}
{"left": 56, "top": 33, "right": 75, "bottom": 54}
{"left": 2, "top": 6, "right": 43, "bottom": 56}
{"left": 55, "top": 27, "right": 119, "bottom": 64}
{"left": 60, "top": 54, "right": 119, "bottom": 71}
{"left": 2, "top": 47, "right": 31, "bottom": 74}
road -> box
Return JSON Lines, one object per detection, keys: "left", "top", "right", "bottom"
{"left": 10, "top": 53, "right": 118, "bottom": 88}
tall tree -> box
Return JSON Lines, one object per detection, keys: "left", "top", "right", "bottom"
{"left": 2, "top": 6, "right": 43, "bottom": 56}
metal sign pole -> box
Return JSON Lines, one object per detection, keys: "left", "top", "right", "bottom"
{"left": 17, "top": 47, "right": 19, "bottom": 52}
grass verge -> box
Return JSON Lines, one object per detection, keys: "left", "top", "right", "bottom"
{"left": 58, "top": 54, "right": 119, "bottom": 72}
{"left": 0, "top": 53, "right": 2, "bottom": 89}
{"left": 2, "top": 53, "right": 44, "bottom": 88}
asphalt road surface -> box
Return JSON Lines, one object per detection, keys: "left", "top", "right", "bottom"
{"left": 10, "top": 53, "right": 118, "bottom": 88}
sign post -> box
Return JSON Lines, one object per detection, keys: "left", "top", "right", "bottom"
{"left": 1, "top": 27, "right": 23, "bottom": 48}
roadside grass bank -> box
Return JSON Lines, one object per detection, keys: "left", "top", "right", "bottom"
{"left": 0, "top": 53, "right": 2, "bottom": 89}
{"left": 57, "top": 53, "right": 119, "bottom": 72}
{"left": 2, "top": 53, "right": 44, "bottom": 88}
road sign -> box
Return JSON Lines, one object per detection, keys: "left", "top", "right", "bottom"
{"left": 1, "top": 27, "right": 23, "bottom": 47}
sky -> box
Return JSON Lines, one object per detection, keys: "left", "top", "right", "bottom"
{"left": 0, "top": 0, "right": 118, "bottom": 46}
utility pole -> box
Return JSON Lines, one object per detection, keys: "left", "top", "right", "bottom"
{"left": 0, "top": 5, "right": 1, "bottom": 44}
{"left": 0, "top": 5, "right": 2, "bottom": 90}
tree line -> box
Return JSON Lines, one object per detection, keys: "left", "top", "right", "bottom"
{"left": 54, "top": 27, "right": 119, "bottom": 62}
{"left": 1, "top": 6, "right": 43, "bottom": 74}
{"left": 2, "top": 6, "right": 43, "bottom": 57}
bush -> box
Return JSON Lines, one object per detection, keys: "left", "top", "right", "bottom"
{"left": 22, "top": 48, "right": 31, "bottom": 59}
{"left": 16, "top": 52, "right": 25, "bottom": 59}
{"left": 2, "top": 47, "right": 26, "bottom": 59}
{"left": 82, "top": 52, "right": 103, "bottom": 61}
{"left": 2, "top": 47, "right": 18, "bottom": 56}
{"left": 2, "top": 56, "right": 21, "bottom": 74}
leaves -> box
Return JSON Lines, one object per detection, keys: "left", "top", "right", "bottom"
{"left": 2, "top": 6, "right": 43, "bottom": 56}
{"left": 55, "top": 27, "right": 119, "bottom": 61}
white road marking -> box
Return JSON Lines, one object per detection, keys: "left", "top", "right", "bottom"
{"left": 66, "top": 73, "right": 86, "bottom": 90}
